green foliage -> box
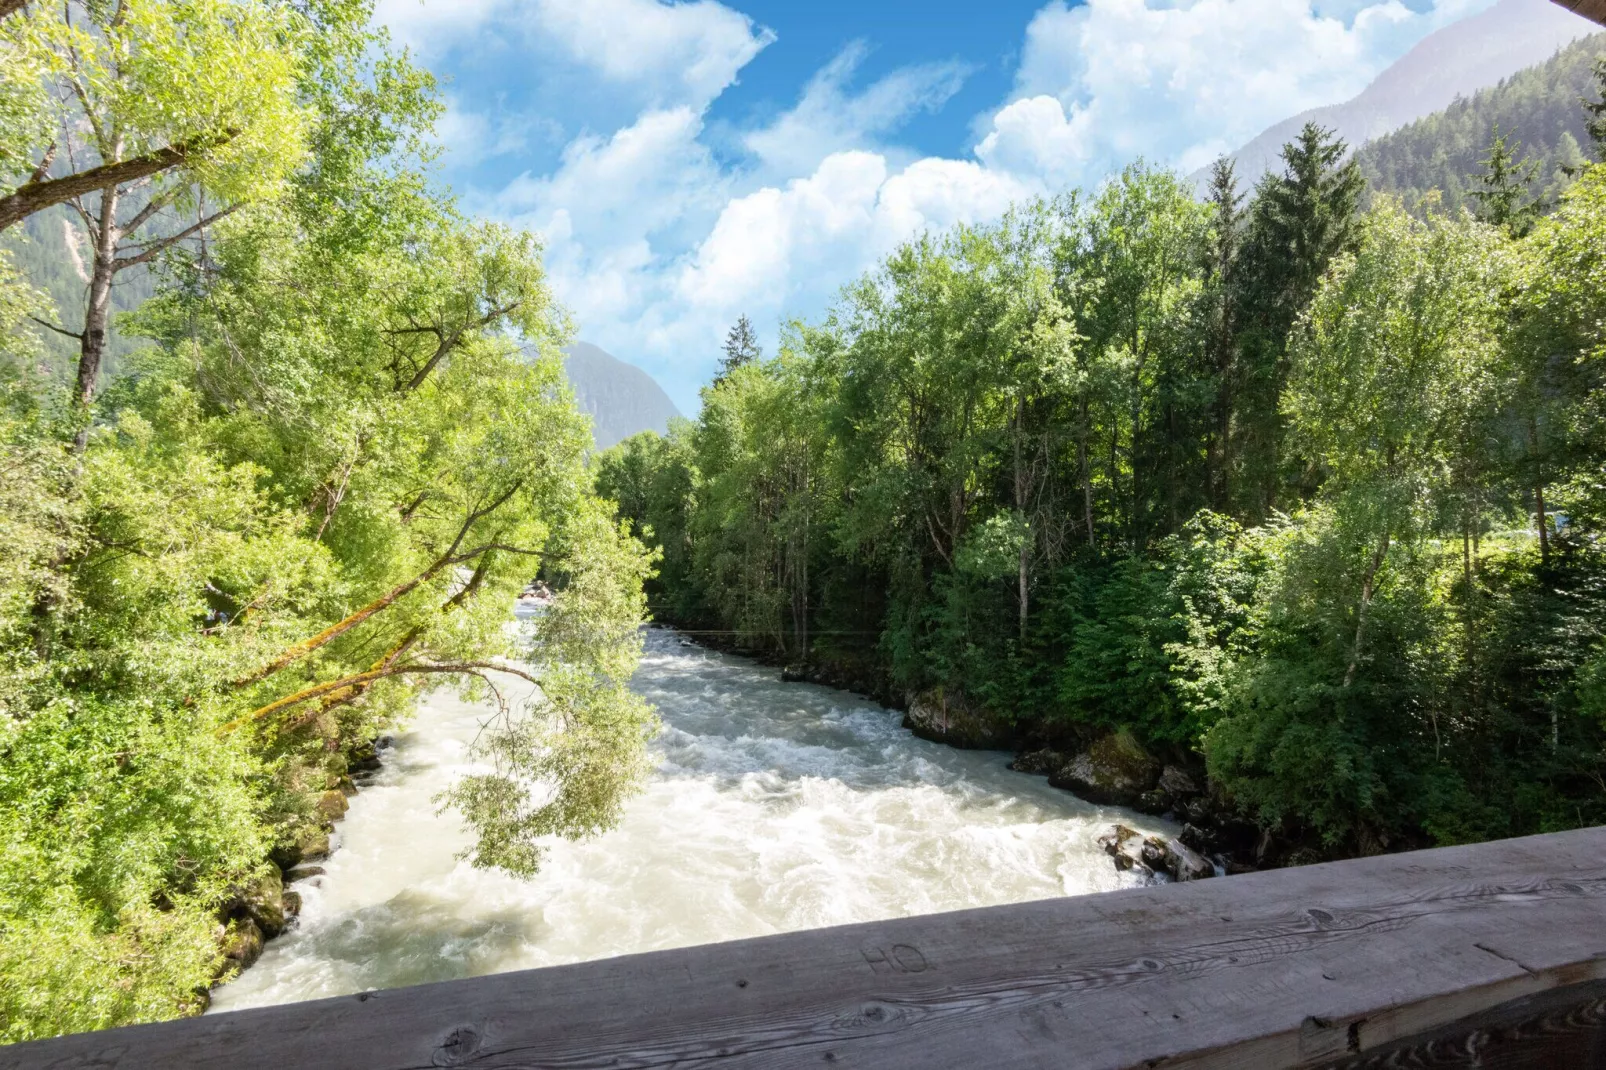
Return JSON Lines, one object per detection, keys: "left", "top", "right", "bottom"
{"left": 603, "top": 143, "right": 1606, "bottom": 863}
{"left": 0, "top": 0, "right": 656, "bottom": 1043}
{"left": 1357, "top": 34, "right": 1606, "bottom": 215}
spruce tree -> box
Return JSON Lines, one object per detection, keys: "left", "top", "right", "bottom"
{"left": 1586, "top": 58, "right": 1606, "bottom": 162}
{"left": 717, "top": 315, "right": 761, "bottom": 382}
{"left": 1231, "top": 122, "right": 1364, "bottom": 516}
{"left": 1203, "top": 156, "right": 1243, "bottom": 509}
{"left": 1469, "top": 126, "right": 1539, "bottom": 235}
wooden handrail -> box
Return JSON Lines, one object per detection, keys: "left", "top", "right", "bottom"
{"left": 7, "top": 826, "right": 1606, "bottom": 1068}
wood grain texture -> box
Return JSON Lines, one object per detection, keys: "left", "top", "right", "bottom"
{"left": 5, "top": 827, "right": 1606, "bottom": 1070}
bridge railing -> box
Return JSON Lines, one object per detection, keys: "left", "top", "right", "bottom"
{"left": 7, "top": 826, "right": 1605, "bottom": 1069}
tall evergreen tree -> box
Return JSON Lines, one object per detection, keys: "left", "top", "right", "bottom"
{"left": 1470, "top": 126, "right": 1541, "bottom": 235}
{"left": 1232, "top": 123, "right": 1364, "bottom": 516}
{"left": 1202, "top": 156, "right": 1243, "bottom": 510}
{"left": 718, "top": 315, "right": 761, "bottom": 382}
{"left": 1586, "top": 57, "right": 1606, "bottom": 161}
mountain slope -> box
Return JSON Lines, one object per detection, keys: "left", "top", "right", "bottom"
{"left": 1356, "top": 32, "right": 1606, "bottom": 214}
{"left": 1214, "top": 0, "right": 1598, "bottom": 185}
{"left": 561, "top": 342, "right": 681, "bottom": 450}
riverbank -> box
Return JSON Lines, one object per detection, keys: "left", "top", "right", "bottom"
{"left": 660, "top": 619, "right": 1339, "bottom": 879}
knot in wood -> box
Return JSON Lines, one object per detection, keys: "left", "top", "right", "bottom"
{"left": 433, "top": 1025, "right": 483, "bottom": 1067}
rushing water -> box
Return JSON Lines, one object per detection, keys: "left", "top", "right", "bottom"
{"left": 211, "top": 626, "right": 1166, "bottom": 1011}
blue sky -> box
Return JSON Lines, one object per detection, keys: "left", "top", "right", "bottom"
{"left": 377, "top": 0, "right": 1498, "bottom": 412}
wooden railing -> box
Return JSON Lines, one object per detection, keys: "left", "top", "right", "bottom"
{"left": 7, "top": 827, "right": 1605, "bottom": 1069}
{"left": 1552, "top": 0, "right": 1606, "bottom": 27}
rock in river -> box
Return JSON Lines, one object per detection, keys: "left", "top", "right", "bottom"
{"left": 1049, "top": 731, "right": 1161, "bottom": 806}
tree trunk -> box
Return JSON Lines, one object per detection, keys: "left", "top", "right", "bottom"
{"left": 71, "top": 184, "right": 121, "bottom": 449}
{"left": 1079, "top": 398, "right": 1094, "bottom": 548}
{"left": 1529, "top": 417, "right": 1550, "bottom": 566}
{"left": 1014, "top": 393, "right": 1029, "bottom": 644}
{"left": 1344, "top": 531, "right": 1392, "bottom": 688}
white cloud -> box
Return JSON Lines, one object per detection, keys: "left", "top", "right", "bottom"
{"left": 397, "top": 0, "right": 1498, "bottom": 409}
{"left": 530, "top": 0, "right": 775, "bottom": 109}
{"left": 980, "top": 0, "right": 1489, "bottom": 185}
{"left": 377, "top": 0, "right": 772, "bottom": 110}
{"left": 743, "top": 43, "right": 970, "bottom": 177}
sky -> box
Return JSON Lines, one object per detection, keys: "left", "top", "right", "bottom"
{"left": 376, "top": 0, "right": 1497, "bottom": 413}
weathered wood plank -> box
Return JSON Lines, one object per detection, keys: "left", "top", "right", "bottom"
{"left": 1315, "top": 978, "right": 1606, "bottom": 1069}
{"left": 1551, "top": 0, "right": 1606, "bottom": 28}
{"left": 6, "top": 827, "right": 1606, "bottom": 1070}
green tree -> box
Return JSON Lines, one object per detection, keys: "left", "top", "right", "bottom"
{"left": 1469, "top": 126, "right": 1541, "bottom": 235}
{"left": 716, "top": 314, "right": 761, "bottom": 382}
{"left": 1234, "top": 122, "right": 1365, "bottom": 516}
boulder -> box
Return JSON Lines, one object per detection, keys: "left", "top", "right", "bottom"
{"left": 241, "top": 869, "right": 286, "bottom": 937}
{"left": 222, "top": 918, "right": 264, "bottom": 970}
{"left": 1096, "top": 824, "right": 1151, "bottom": 876}
{"left": 1048, "top": 731, "right": 1161, "bottom": 806}
{"left": 1160, "top": 836, "right": 1215, "bottom": 882}
{"left": 1133, "top": 790, "right": 1172, "bottom": 816}
{"left": 903, "top": 690, "right": 1013, "bottom": 750}
{"left": 347, "top": 738, "right": 383, "bottom": 774}
{"left": 298, "top": 828, "right": 331, "bottom": 862}
{"left": 282, "top": 889, "right": 302, "bottom": 920}
{"left": 316, "top": 789, "right": 349, "bottom": 823}
{"left": 1010, "top": 749, "right": 1066, "bottom": 776}
{"left": 284, "top": 865, "right": 326, "bottom": 882}
{"left": 1158, "top": 764, "right": 1201, "bottom": 798}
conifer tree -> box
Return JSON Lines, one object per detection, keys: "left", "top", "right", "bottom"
{"left": 1231, "top": 122, "right": 1364, "bottom": 516}
{"left": 1470, "top": 126, "right": 1541, "bottom": 235}
{"left": 1586, "top": 58, "right": 1606, "bottom": 161}
{"left": 717, "top": 314, "right": 761, "bottom": 382}
{"left": 1203, "top": 156, "right": 1243, "bottom": 509}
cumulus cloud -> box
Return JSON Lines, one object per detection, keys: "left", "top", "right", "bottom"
{"left": 980, "top": 0, "right": 1489, "bottom": 184}
{"left": 388, "top": 0, "right": 1496, "bottom": 407}
{"left": 377, "top": 0, "right": 772, "bottom": 109}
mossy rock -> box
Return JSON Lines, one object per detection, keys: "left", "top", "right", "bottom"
{"left": 241, "top": 868, "right": 286, "bottom": 937}
{"left": 1049, "top": 730, "right": 1161, "bottom": 805}
{"left": 903, "top": 689, "right": 1015, "bottom": 751}
{"left": 221, "top": 917, "right": 264, "bottom": 969}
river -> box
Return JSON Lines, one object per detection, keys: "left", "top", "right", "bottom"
{"left": 211, "top": 626, "right": 1165, "bottom": 1012}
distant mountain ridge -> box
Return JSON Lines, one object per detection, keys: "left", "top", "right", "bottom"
{"left": 561, "top": 342, "right": 681, "bottom": 450}
{"left": 1357, "top": 32, "right": 1606, "bottom": 216}
{"left": 1208, "top": 0, "right": 1599, "bottom": 186}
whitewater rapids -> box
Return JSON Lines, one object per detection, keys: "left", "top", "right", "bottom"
{"left": 211, "top": 626, "right": 1163, "bottom": 1010}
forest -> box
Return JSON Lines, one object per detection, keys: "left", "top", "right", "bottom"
{"left": 598, "top": 76, "right": 1606, "bottom": 867}
{"left": 1359, "top": 33, "right": 1606, "bottom": 216}
{"left": 0, "top": 0, "right": 656, "bottom": 1043}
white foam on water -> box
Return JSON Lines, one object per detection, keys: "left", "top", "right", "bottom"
{"left": 210, "top": 627, "right": 1169, "bottom": 1011}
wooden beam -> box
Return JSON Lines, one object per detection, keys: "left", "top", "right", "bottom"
{"left": 1553, "top": 0, "right": 1606, "bottom": 26}
{"left": 7, "top": 827, "right": 1606, "bottom": 1069}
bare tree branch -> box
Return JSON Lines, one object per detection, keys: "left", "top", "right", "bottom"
{"left": 118, "top": 183, "right": 184, "bottom": 240}
{"left": 27, "top": 315, "right": 83, "bottom": 341}
{"left": 219, "top": 660, "right": 540, "bottom": 735}
{"left": 115, "top": 203, "right": 239, "bottom": 267}
{"left": 26, "top": 142, "right": 56, "bottom": 184}
{"left": 0, "top": 132, "right": 236, "bottom": 232}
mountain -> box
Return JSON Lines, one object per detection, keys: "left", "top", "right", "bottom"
{"left": 1356, "top": 32, "right": 1606, "bottom": 215}
{"left": 1210, "top": 0, "right": 1599, "bottom": 186}
{"left": 561, "top": 341, "right": 681, "bottom": 450}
